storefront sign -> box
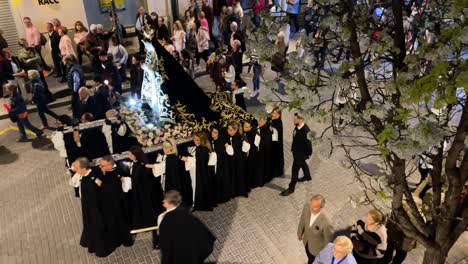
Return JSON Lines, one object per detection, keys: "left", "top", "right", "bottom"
{"left": 99, "top": 0, "right": 126, "bottom": 13}
{"left": 38, "top": 0, "right": 60, "bottom": 5}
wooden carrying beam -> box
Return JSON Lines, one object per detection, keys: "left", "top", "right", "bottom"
{"left": 130, "top": 226, "right": 159, "bottom": 234}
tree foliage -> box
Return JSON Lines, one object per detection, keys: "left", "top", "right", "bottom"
{"left": 249, "top": 0, "right": 467, "bottom": 263}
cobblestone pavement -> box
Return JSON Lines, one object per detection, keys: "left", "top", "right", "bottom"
{"left": 0, "top": 73, "right": 466, "bottom": 264}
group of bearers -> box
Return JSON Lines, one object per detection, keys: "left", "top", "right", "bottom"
{"left": 72, "top": 156, "right": 215, "bottom": 263}
{"left": 71, "top": 107, "right": 318, "bottom": 262}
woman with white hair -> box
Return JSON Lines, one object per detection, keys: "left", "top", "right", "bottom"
{"left": 313, "top": 236, "right": 357, "bottom": 264}
{"left": 28, "top": 69, "right": 58, "bottom": 129}
{"left": 146, "top": 138, "right": 187, "bottom": 196}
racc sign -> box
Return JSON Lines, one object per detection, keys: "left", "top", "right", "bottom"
{"left": 38, "top": 0, "right": 60, "bottom": 5}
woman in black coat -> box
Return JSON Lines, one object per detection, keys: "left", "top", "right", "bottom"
{"left": 270, "top": 108, "right": 284, "bottom": 177}
{"left": 243, "top": 120, "right": 261, "bottom": 189}
{"left": 225, "top": 121, "right": 249, "bottom": 197}
{"left": 210, "top": 126, "right": 231, "bottom": 203}
{"left": 255, "top": 116, "right": 273, "bottom": 185}
{"left": 127, "top": 145, "right": 162, "bottom": 230}
{"left": 181, "top": 132, "right": 216, "bottom": 211}
{"left": 29, "top": 70, "right": 58, "bottom": 129}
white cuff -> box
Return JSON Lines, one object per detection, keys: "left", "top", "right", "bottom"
{"left": 242, "top": 141, "right": 251, "bottom": 153}
{"left": 226, "top": 145, "right": 234, "bottom": 156}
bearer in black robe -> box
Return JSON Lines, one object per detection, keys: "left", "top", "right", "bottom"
{"left": 270, "top": 108, "right": 284, "bottom": 177}
{"left": 98, "top": 155, "right": 133, "bottom": 248}
{"left": 102, "top": 110, "right": 139, "bottom": 154}
{"left": 73, "top": 157, "right": 112, "bottom": 257}
{"left": 159, "top": 191, "right": 216, "bottom": 264}
{"left": 225, "top": 121, "right": 249, "bottom": 197}
{"left": 73, "top": 115, "right": 110, "bottom": 160}
{"left": 243, "top": 120, "right": 261, "bottom": 189}
{"left": 146, "top": 139, "right": 185, "bottom": 195}
{"left": 181, "top": 132, "right": 216, "bottom": 211}
{"left": 210, "top": 126, "right": 232, "bottom": 203}
{"left": 127, "top": 145, "right": 161, "bottom": 229}
{"left": 255, "top": 116, "right": 274, "bottom": 185}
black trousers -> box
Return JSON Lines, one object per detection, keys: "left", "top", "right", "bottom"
{"left": 51, "top": 51, "right": 62, "bottom": 76}
{"left": 305, "top": 243, "right": 315, "bottom": 264}
{"left": 289, "top": 157, "right": 311, "bottom": 191}
{"left": 137, "top": 32, "right": 145, "bottom": 54}
{"left": 71, "top": 92, "right": 80, "bottom": 119}
{"left": 418, "top": 167, "right": 430, "bottom": 185}
{"left": 152, "top": 230, "right": 159, "bottom": 248}
{"left": 379, "top": 239, "right": 408, "bottom": 264}
{"left": 37, "top": 102, "right": 59, "bottom": 126}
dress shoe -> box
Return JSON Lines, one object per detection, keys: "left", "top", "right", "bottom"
{"left": 280, "top": 189, "right": 294, "bottom": 196}
{"left": 298, "top": 177, "right": 312, "bottom": 182}
{"left": 17, "top": 137, "right": 28, "bottom": 142}
{"left": 40, "top": 125, "right": 49, "bottom": 130}
{"left": 152, "top": 245, "right": 160, "bottom": 250}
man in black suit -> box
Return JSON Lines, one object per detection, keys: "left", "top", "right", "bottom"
{"left": 135, "top": 6, "right": 152, "bottom": 55}
{"left": 281, "top": 113, "right": 313, "bottom": 196}
{"left": 158, "top": 191, "right": 216, "bottom": 263}
{"left": 46, "top": 22, "right": 62, "bottom": 77}
{"left": 77, "top": 87, "right": 97, "bottom": 119}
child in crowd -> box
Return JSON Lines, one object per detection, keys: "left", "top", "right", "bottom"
{"left": 247, "top": 54, "right": 264, "bottom": 97}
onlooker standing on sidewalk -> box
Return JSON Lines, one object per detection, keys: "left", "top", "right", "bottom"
{"left": 23, "top": 17, "right": 49, "bottom": 71}
{"left": 108, "top": 36, "right": 128, "bottom": 82}
{"left": 313, "top": 236, "right": 357, "bottom": 264}
{"left": 195, "top": 20, "right": 210, "bottom": 71}
{"left": 286, "top": 0, "right": 300, "bottom": 33}
{"left": 58, "top": 26, "right": 76, "bottom": 83}
{"left": 46, "top": 23, "right": 62, "bottom": 78}
{"left": 63, "top": 55, "right": 85, "bottom": 119}
{"left": 172, "top": 21, "right": 186, "bottom": 55}
{"left": 6, "top": 83, "right": 43, "bottom": 142}
{"left": 135, "top": 6, "right": 151, "bottom": 55}
{"left": 202, "top": 0, "right": 215, "bottom": 44}
{"left": 73, "top": 21, "right": 88, "bottom": 65}
{"left": 350, "top": 209, "right": 388, "bottom": 264}
{"left": 85, "top": 24, "right": 104, "bottom": 72}
{"left": 297, "top": 194, "right": 334, "bottom": 264}
{"left": 281, "top": 113, "right": 312, "bottom": 196}
{"left": 29, "top": 70, "right": 58, "bottom": 130}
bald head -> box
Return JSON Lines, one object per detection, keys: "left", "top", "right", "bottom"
{"left": 78, "top": 87, "right": 89, "bottom": 100}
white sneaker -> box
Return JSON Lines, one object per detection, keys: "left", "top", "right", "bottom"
{"left": 252, "top": 90, "right": 259, "bottom": 97}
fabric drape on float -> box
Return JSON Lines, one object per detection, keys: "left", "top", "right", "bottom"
{"left": 152, "top": 38, "right": 221, "bottom": 123}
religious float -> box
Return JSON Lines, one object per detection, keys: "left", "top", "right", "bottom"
{"left": 52, "top": 24, "right": 252, "bottom": 165}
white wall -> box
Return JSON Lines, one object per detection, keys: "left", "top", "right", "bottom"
{"left": 9, "top": 0, "right": 88, "bottom": 35}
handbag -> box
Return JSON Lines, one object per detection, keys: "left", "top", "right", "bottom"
{"left": 40, "top": 34, "right": 47, "bottom": 46}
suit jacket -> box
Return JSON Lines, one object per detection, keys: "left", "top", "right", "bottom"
{"left": 297, "top": 204, "right": 334, "bottom": 256}
{"left": 49, "top": 30, "right": 61, "bottom": 55}
{"left": 291, "top": 124, "right": 312, "bottom": 160}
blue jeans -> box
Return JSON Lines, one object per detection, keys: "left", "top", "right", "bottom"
{"left": 253, "top": 73, "right": 260, "bottom": 91}
{"left": 17, "top": 117, "right": 43, "bottom": 139}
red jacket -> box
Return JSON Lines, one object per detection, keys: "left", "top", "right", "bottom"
{"left": 254, "top": 0, "right": 265, "bottom": 13}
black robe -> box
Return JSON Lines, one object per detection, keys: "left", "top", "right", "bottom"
{"left": 244, "top": 130, "right": 261, "bottom": 189}
{"left": 159, "top": 207, "right": 216, "bottom": 264}
{"left": 226, "top": 134, "right": 249, "bottom": 197}
{"left": 163, "top": 154, "right": 185, "bottom": 193}
{"left": 98, "top": 167, "right": 133, "bottom": 248}
{"left": 106, "top": 120, "right": 139, "bottom": 154}
{"left": 192, "top": 146, "right": 215, "bottom": 211}
{"left": 79, "top": 168, "right": 113, "bottom": 257}
{"left": 255, "top": 125, "right": 273, "bottom": 185}
{"left": 211, "top": 137, "right": 232, "bottom": 203}
{"left": 270, "top": 118, "right": 285, "bottom": 177}
{"left": 79, "top": 128, "right": 110, "bottom": 160}
{"left": 130, "top": 161, "right": 159, "bottom": 229}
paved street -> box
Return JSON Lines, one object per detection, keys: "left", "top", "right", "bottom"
{"left": 0, "top": 68, "right": 467, "bottom": 264}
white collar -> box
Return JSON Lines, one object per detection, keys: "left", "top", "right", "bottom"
{"left": 297, "top": 123, "right": 304, "bottom": 130}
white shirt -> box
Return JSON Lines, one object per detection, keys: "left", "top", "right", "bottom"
{"left": 309, "top": 211, "right": 321, "bottom": 227}
{"left": 157, "top": 206, "right": 177, "bottom": 226}
{"left": 297, "top": 123, "right": 305, "bottom": 130}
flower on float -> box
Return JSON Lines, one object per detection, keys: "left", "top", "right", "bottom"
{"left": 147, "top": 139, "right": 153, "bottom": 146}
